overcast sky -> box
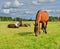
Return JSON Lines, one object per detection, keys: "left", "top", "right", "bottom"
{"left": 0, "top": 0, "right": 60, "bottom": 19}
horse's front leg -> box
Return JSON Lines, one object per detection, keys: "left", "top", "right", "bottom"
{"left": 39, "top": 23, "right": 40, "bottom": 34}
{"left": 45, "top": 22, "right": 48, "bottom": 34}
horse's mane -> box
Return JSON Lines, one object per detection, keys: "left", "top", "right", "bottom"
{"left": 35, "top": 10, "right": 42, "bottom": 20}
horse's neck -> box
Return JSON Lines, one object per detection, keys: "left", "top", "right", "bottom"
{"left": 35, "top": 15, "right": 40, "bottom": 23}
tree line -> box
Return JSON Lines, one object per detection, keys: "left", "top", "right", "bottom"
{"left": 0, "top": 16, "right": 60, "bottom": 21}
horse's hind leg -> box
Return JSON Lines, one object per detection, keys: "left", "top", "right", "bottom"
{"left": 41, "top": 22, "right": 44, "bottom": 30}
{"left": 43, "top": 22, "right": 47, "bottom": 34}
{"left": 38, "top": 23, "right": 40, "bottom": 35}
{"left": 41, "top": 22, "right": 45, "bottom": 32}
{"left": 45, "top": 22, "right": 48, "bottom": 34}
{"left": 44, "top": 27, "right": 47, "bottom": 34}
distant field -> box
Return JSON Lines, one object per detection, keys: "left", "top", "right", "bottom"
{"left": 0, "top": 21, "right": 60, "bottom": 49}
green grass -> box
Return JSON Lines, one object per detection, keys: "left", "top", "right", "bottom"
{"left": 0, "top": 21, "right": 60, "bottom": 49}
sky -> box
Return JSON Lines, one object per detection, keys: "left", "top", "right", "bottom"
{"left": 0, "top": 0, "right": 60, "bottom": 19}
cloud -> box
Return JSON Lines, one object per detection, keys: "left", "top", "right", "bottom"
{"left": 32, "top": 0, "right": 55, "bottom": 5}
{"left": 32, "top": 1, "right": 39, "bottom": 5}
{"left": 46, "top": 10, "right": 53, "bottom": 12}
{"left": 2, "top": 9, "right": 10, "bottom": 14}
{"left": 0, "top": 8, "right": 1, "bottom": 10}
{"left": 32, "top": 0, "right": 47, "bottom": 5}
{"left": 32, "top": 0, "right": 46, "bottom": 5}
{"left": 38, "top": 0, "right": 46, "bottom": 2}
{"left": 39, "top": 0, "right": 55, "bottom": 2}
{"left": 11, "top": 0, "right": 24, "bottom": 7}
{"left": 3, "top": 0, "right": 24, "bottom": 8}
{"left": 45, "top": 9, "right": 60, "bottom": 15}
{"left": 10, "top": 8, "right": 17, "bottom": 13}
{"left": 14, "top": 0, "right": 20, "bottom": 6}
{"left": 24, "top": 10, "right": 35, "bottom": 14}
{"left": 4, "top": 2, "right": 11, "bottom": 8}
{"left": 49, "top": 0, "right": 55, "bottom": 2}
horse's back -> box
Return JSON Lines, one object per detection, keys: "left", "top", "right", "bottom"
{"left": 41, "top": 11, "right": 49, "bottom": 21}
{"left": 36, "top": 10, "right": 49, "bottom": 22}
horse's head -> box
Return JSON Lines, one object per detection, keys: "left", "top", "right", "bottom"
{"left": 18, "top": 21, "right": 22, "bottom": 26}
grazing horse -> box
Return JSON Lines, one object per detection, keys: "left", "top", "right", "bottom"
{"left": 34, "top": 10, "right": 49, "bottom": 36}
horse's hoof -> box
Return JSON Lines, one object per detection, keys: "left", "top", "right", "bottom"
{"left": 45, "top": 32, "right": 47, "bottom": 34}
{"left": 35, "top": 35, "right": 37, "bottom": 36}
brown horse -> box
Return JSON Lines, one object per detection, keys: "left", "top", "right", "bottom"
{"left": 8, "top": 20, "right": 31, "bottom": 28}
{"left": 34, "top": 10, "right": 49, "bottom": 36}
{"left": 8, "top": 21, "right": 22, "bottom": 28}
{"left": 8, "top": 24, "right": 19, "bottom": 28}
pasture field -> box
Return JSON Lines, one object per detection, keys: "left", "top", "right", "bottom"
{"left": 0, "top": 21, "right": 60, "bottom": 49}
